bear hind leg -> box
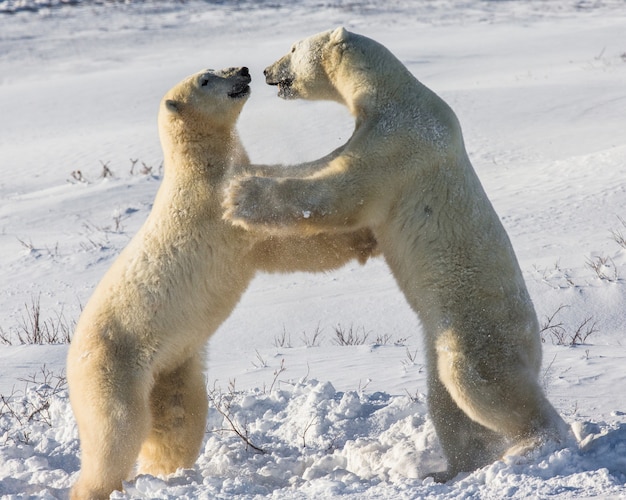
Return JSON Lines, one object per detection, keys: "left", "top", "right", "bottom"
{"left": 426, "top": 370, "right": 506, "bottom": 482}
{"left": 69, "top": 360, "right": 153, "bottom": 499}
{"left": 435, "top": 331, "right": 568, "bottom": 459}
{"left": 137, "top": 353, "right": 208, "bottom": 476}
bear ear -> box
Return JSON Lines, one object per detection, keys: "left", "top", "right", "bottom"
{"left": 165, "top": 99, "right": 182, "bottom": 114}
{"left": 330, "top": 26, "right": 349, "bottom": 44}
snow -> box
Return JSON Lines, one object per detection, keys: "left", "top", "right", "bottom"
{"left": 1, "top": 0, "right": 626, "bottom": 498}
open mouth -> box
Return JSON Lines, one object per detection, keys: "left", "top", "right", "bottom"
{"left": 228, "top": 84, "right": 251, "bottom": 99}
{"left": 267, "top": 78, "right": 294, "bottom": 98}
{"left": 267, "top": 78, "right": 293, "bottom": 90}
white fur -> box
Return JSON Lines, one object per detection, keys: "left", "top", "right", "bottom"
{"left": 67, "top": 67, "right": 376, "bottom": 499}
{"left": 224, "top": 28, "right": 569, "bottom": 480}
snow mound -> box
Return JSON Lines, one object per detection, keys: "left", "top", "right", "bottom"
{"left": 2, "top": 378, "right": 626, "bottom": 498}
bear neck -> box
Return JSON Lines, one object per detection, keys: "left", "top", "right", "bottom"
{"left": 330, "top": 41, "right": 420, "bottom": 121}
{"left": 162, "top": 126, "right": 240, "bottom": 181}
{"left": 334, "top": 71, "right": 417, "bottom": 124}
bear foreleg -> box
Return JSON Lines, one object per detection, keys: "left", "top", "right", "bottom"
{"left": 242, "top": 145, "right": 346, "bottom": 179}
{"left": 223, "top": 165, "right": 380, "bottom": 234}
{"left": 252, "top": 228, "right": 379, "bottom": 272}
{"left": 137, "top": 353, "right": 208, "bottom": 476}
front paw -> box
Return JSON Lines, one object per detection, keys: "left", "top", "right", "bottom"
{"left": 349, "top": 229, "right": 379, "bottom": 264}
{"left": 222, "top": 176, "right": 277, "bottom": 229}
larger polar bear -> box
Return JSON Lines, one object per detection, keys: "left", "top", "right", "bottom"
{"left": 67, "top": 66, "right": 376, "bottom": 499}
{"left": 224, "top": 28, "right": 569, "bottom": 480}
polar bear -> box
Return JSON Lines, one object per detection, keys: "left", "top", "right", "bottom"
{"left": 67, "top": 66, "right": 377, "bottom": 499}
{"left": 223, "top": 28, "right": 569, "bottom": 480}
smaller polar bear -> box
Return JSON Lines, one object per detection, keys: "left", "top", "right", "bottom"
{"left": 67, "top": 67, "right": 376, "bottom": 499}
{"left": 223, "top": 28, "right": 569, "bottom": 480}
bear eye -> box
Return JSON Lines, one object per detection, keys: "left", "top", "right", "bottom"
{"left": 291, "top": 46, "right": 296, "bottom": 53}
{"left": 200, "top": 78, "right": 209, "bottom": 87}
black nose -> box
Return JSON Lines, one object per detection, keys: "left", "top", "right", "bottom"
{"left": 240, "top": 67, "right": 249, "bottom": 77}
{"left": 263, "top": 68, "right": 268, "bottom": 77}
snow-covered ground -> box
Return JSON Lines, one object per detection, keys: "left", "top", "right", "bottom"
{"left": 1, "top": 0, "right": 626, "bottom": 498}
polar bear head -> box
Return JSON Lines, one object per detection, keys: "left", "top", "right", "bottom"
{"left": 263, "top": 28, "right": 347, "bottom": 102}
{"left": 159, "top": 67, "right": 251, "bottom": 142}
{"left": 263, "top": 27, "right": 404, "bottom": 106}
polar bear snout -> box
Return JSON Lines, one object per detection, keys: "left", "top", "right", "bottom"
{"left": 228, "top": 80, "right": 251, "bottom": 99}
{"left": 214, "top": 66, "right": 249, "bottom": 78}
{"left": 262, "top": 66, "right": 273, "bottom": 80}
{"left": 195, "top": 67, "right": 251, "bottom": 99}
{"left": 263, "top": 62, "right": 295, "bottom": 99}
{"left": 264, "top": 67, "right": 291, "bottom": 86}
{"left": 226, "top": 67, "right": 251, "bottom": 99}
